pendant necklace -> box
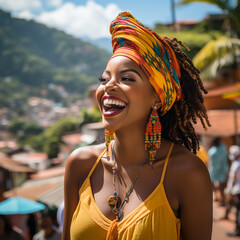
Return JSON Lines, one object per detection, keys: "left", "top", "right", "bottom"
{"left": 107, "top": 143, "right": 148, "bottom": 221}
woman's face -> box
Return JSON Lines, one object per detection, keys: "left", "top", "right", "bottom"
{"left": 96, "top": 56, "right": 158, "bottom": 132}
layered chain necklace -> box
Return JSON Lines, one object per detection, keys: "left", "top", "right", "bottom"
{"left": 107, "top": 144, "right": 148, "bottom": 221}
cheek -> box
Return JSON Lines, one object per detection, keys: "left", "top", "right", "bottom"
{"left": 127, "top": 88, "right": 155, "bottom": 120}
{"left": 95, "top": 85, "right": 104, "bottom": 108}
{"left": 128, "top": 86, "right": 155, "bottom": 106}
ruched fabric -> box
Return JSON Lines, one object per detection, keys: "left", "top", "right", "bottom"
{"left": 70, "top": 143, "right": 181, "bottom": 240}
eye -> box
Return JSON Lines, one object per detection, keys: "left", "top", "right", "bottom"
{"left": 121, "top": 77, "right": 135, "bottom": 82}
{"left": 98, "top": 76, "right": 109, "bottom": 83}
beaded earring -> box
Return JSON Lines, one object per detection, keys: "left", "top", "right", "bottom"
{"left": 105, "top": 130, "right": 115, "bottom": 156}
{"left": 145, "top": 106, "right": 162, "bottom": 170}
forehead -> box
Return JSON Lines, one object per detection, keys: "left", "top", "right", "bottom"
{"left": 106, "top": 56, "right": 145, "bottom": 75}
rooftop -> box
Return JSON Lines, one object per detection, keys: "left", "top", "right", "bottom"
{"left": 0, "top": 152, "right": 35, "bottom": 172}
{"left": 195, "top": 109, "right": 240, "bottom": 137}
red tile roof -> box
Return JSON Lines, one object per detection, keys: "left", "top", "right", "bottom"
{"left": 62, "top": 133, "right": 82, "bottom": 146}
{"left": 4, "top": 182, "right": 60, "bottom": 201}
{"left": 0, "top": 152, "right": 35, "bottom": 172}
{"left": 30, "top": 166, "right": 65, "bottom": 180}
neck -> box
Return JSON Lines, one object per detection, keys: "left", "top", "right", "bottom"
{"left": 112, "top": 125, "right": 148, "bottom": 167}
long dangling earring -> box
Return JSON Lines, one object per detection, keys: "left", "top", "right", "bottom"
{"left": 105, "top": 130, "right": 115, "bottom": 156}
{"left": 145, "top": 106, "right": 162, "bottom": 170}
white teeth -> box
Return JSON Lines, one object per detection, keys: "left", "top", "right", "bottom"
{"left": 103, "top": 98, "right": 126, "bottom": 107}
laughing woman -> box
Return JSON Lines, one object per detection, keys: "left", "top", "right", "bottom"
{"left": 62, "top": 12, "right": 212, "bottom": 240}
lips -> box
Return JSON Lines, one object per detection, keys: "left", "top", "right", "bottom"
{"left": 102, "top": 95, "right": 127, "bottom": 117}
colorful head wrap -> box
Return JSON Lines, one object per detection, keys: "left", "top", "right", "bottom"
{"left": 109, "top": 12, "right": 182, "bottom": 115}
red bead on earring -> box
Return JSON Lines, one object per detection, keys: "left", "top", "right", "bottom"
{"left": 145, "top": 106, "right": 162, "bottom": 170}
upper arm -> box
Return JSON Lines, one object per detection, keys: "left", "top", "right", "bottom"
{"left": 176, "top": 155, "right": 213, "bottom": 240}
{"left": 61, "top": 146, "right": 98, "bottom": 240}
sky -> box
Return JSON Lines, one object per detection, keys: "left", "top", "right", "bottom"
{"left": 0, "top": 0, "right": 222, "bottom": 40}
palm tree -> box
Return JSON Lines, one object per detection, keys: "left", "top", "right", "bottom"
{"left": 178, "top": 0, "right": 240, "bottom": 37}
{"left": 193, "top": 37, "right": 240, "bottom": 81}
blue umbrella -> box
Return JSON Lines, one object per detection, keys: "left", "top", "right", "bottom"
{"left": 0, "top": 197, "right": 46, "bottom": 215}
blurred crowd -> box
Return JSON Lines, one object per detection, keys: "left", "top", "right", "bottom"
{"left": 199, "top": 137, "right": 240, "bottom": 238}
{"left": 0, "top": 202, "right": 64, "bottom": 240}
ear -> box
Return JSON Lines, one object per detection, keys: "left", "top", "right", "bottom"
{"left": 152, "top": 93, "right": 161, "bottom": 109}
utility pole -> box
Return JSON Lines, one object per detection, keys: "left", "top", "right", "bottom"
{"left": 171, "top": 0, "right": 176, "bottom": 31}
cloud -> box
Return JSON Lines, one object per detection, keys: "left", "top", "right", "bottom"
{"left": 34, "top": 0, "right": 121, "bottom": 39}
{"left": 17, "top": 10, "right": 35, "bottom": 20}
{"left": 0, "top": 0, "right": 42, "bottom": 12}
{"left": 47, "top": 0, "right": 63, "bottom": 8}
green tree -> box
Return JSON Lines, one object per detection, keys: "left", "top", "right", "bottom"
{"left": 193, "top": 37, "right": 240, "bottom": 80}
{"left": 7, "top": 120, "right": 44, "bottom": 143}
{"left": 178, "top": 0, "right": 240, "bottom": 36}
{"left": 80, "top": 107, "right": 102, "bottom": 124}
{"left": 42, "top": 117, "right": 77, "bottom": 158}
{"left": 9, "top": 117, "right": 78, "bottom": 158}
{"left": 153, "top": 29, "right": 220, "bottom": 59}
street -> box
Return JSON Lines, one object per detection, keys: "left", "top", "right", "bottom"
{"left": 213, "top": 201, "right": 239, "bottom": 240}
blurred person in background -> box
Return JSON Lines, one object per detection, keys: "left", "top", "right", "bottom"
{"left": 57, "top": 202, "right": 64, "bottom": 232}
{"left": 26, "top": 213, "right": 38, "bottom": 240}
{"left": 0, "top": 215, "right": 24, "bottom": 240}
{"left": 208, "top": 137, "right": 229, "bottom": 205}
{"left": 33, "top": 207, "right": 61, "bottom": 240}
{"left": 221, "top": 145, "right": 240, "bottom": 237}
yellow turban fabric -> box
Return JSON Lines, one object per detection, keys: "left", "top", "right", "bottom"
{"left": 109, "top": 12, "right": 182, "bottom": 115}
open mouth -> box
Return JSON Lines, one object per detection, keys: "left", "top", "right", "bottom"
{"left": 102, "top": 97, "right": 127, "bottom": 117}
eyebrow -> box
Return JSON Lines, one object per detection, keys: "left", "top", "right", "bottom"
{"left": 104, "top": 69, "right": 143, "bottom": 79}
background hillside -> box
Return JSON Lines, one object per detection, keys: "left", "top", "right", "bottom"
{"left": 0, "top": 10, "right": 110, "bottom": 111}
{"left": 0, "top": 9, "right": 224, "bottom": 117}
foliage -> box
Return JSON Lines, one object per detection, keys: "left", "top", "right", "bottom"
{"left": 178, "top": 0, "right": 240, "bottom": 37}
{"left": 0, "top": 9, "right": 110, "bottom": 113}
{"left": 153, "top": 29, "right": 221, "bottom": 59}
{"left": 7, "top": 119, "right": 44, "bottom": 143}
{"left": 26, "top": 117, "right": 78, "bottom": 158}
{"left": 193, "top": 37, "right": 240, "bottom": 80}
{"left": 79, "top": 107, "right": 102, "bottom": 124}
{"left": 24, "top": 106, "right": 102, "bottom": 158}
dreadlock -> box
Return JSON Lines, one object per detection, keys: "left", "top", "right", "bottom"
{"left": 158, "top": 37, "right": 211, "bottom": 154}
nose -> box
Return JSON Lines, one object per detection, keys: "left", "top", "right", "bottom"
{"left": 104, "top": 78, "right": 118, "bottom": 92}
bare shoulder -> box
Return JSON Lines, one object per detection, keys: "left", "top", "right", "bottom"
{"left": 67, "top": 143, "right": 105, "bottom": 165}
{"left": 62, "top": 145, "right": 105, "bottom": 240}
{"left": 169, "top": 143, "right": 212, "bottom": 200}
{"left": 65, "top": 143, "right": 105, "bottom": 187}
{"left": 168, "top": 145, "right": 213, "bottom": 239}
{"left": 170, "top": 144, "right": 209, "bottom": 178}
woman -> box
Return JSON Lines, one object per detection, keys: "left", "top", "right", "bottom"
{"left": 62, "top": 12, "right": 212, "bottom": 240}
{"left": 208, "top": 137, "right": 228, "bottom": 205}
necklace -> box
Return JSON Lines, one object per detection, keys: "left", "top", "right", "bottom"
{"left": 107, "top": 143, "right": 148, "bottom": 221}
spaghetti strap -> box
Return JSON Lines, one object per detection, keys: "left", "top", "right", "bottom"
{"left": 160, "top": 143, "right": 174, "bottom": 184}
{"left": 86, "top": 149, "right": 106, "bottom": 179}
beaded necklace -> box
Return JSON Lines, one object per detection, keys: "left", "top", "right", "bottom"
{"left": 107, "top": 143, "right": 148, "bottom": 221}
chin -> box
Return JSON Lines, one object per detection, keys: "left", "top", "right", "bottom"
{"left": 102, "top": 118, "right": 120, "bottom": 133}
